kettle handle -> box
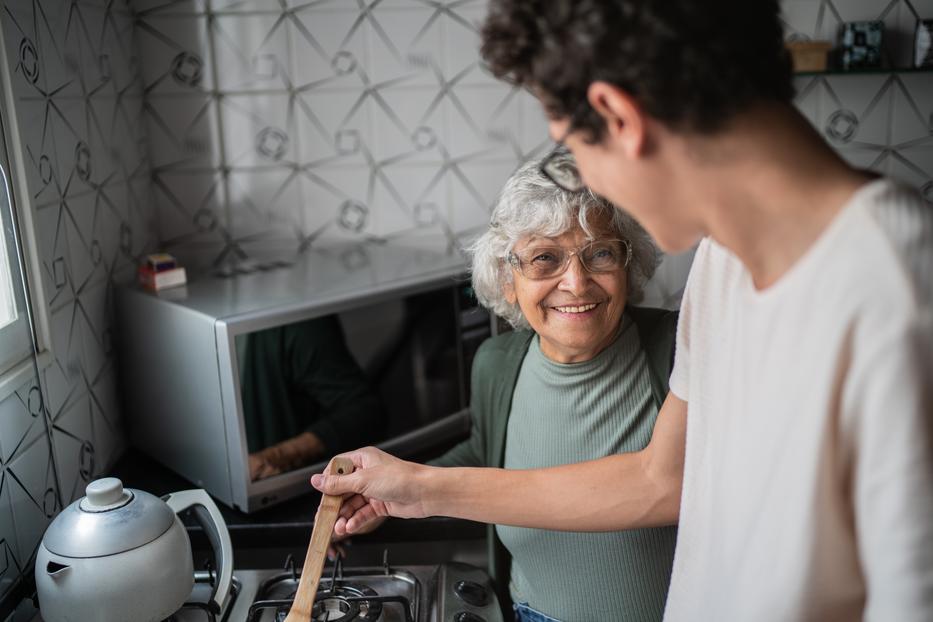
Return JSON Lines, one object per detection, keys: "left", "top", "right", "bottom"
{"left": 163, "top": 490, "right": 233, "bottom": 615}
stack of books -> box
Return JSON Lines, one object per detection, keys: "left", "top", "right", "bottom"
{"left": 138, "top": 253, "right": 187, "bottom": 291}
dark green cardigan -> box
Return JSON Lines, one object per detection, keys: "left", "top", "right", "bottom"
{"left": 431, "top": 306, "right": 678, "bottom": 611}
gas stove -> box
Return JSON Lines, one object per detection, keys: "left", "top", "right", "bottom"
{"left": 168, "top": 553, "right": 503, "bottom": 622}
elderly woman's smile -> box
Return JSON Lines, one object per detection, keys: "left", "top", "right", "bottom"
{"left": 506, "top": 224, "right": 629, "bottom": 363}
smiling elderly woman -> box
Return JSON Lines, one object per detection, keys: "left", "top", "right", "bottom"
{"left": 426, "top": 151, "right": 678, "bottom": 622}
{"left": 328, "top": 151, "right": 678, "bottom": 622}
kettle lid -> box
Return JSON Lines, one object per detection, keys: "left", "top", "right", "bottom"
{"left": 42, "top": 478, "right": 176, "bottom": 558}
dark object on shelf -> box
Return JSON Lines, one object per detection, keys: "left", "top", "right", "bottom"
{"left": 838, "top": 21, "right": 883, "bottom": 70}
{"left": 786, "top": 40, "right": 833, "bottom": 72}
{"left": 916, "top": 19, "right": 933, "bottom": 68}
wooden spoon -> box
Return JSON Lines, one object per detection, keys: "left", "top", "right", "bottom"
{"left": 284, "top": 457, "right": 355, "bottom": 622}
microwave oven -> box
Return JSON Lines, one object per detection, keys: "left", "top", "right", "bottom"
{"left": 115, "top": 242, "right": 491, "bottom": 512}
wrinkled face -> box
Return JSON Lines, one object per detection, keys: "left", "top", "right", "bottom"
{"left": 504, "top": 219, "right": 628, "bottom": 363}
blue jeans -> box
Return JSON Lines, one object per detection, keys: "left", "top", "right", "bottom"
{"left": 513, "top": 602, "right": 563, "bottom": 622}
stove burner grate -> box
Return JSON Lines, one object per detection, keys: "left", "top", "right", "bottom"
{"left": 247, "top": 593, "right": 413, "bottom": 622}
{"left": 247, "top": 556, "right": 414, "bottom": 622}
{"left": 275, "top": 584, "right": 382, "bottom": 622}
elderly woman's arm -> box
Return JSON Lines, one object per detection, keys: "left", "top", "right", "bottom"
{"left": 315, "top": 392, "right": 686, "bottom": 533}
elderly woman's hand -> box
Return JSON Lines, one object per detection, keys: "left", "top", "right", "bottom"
{"left": 311, "top": 447, "right": 431, "bottom": 533}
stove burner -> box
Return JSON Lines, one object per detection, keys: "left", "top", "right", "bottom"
{"left": 274, "top": 584, "right": 383, "bottom": 622}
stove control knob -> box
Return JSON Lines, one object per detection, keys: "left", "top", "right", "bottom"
{"left": 453, "top": 580, "right": 489, "bottom": 607}
{"left": 454, "top": 612, "right": 486, "bottom": 622}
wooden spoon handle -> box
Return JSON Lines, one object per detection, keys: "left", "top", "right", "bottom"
{"left": 284, "top": 457, "right": 355, "bottom": 622}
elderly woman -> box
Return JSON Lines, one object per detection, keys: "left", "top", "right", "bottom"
{"left": 332, "top": 152, "right": 678, "bottom": 622}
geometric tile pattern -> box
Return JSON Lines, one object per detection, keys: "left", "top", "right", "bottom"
{"left": 785, "top": 0, "right": 933, "bottom": 198}
{"left": 135, "top": 0, "right": 553, "bottom": 269}
{"left": 0, "top": 0, "right": 931, "bottom": 611}
{"left": 0, "top": 0, "right": 153, "bottom": 607}
{"left": 0, "top": 378, "right": 57, "bottom": 609}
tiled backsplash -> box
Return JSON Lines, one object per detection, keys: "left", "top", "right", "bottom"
{"left": 0, "top": 0, "right": 155, "bottom": 610}
{"left": 1, "top": 0, "right": 932, "bottom": 613}
{"left": 135, "top": 0, "right": 550, "bottom": 269}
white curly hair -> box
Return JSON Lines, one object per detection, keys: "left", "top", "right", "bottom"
{"left": 468, "top": 150, "right": 660, "bottom": 329}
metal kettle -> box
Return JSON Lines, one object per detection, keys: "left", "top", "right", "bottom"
{"left": 35, "top": 477, "right": 233, "bottom": 622}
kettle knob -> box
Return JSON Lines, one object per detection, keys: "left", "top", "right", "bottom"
{"left": 83, "top": 478, "right": 130, "bottom": 510}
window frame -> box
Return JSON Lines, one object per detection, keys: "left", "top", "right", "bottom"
{"left": 0, "top": 40, "right": 53, "bottom": 402}
{"left": 0, "top": 149, "right": 32, "bottom": 374}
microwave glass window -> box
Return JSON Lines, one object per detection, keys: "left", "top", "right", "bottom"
{"left": 238, "top": 288, "right": 472, "bottom": 481}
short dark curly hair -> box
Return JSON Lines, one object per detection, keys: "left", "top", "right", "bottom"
{"left": 481, "top": 0, "right": 794, "bottom": 141}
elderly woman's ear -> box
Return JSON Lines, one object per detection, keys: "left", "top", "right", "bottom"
{"left": 503, "top": 279, "right": 517, "bottom": 305}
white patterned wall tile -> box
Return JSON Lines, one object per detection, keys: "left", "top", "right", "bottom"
{"left": 48, "top": 391, "right": 93, "bottom": 503}
{"left": 370, "top": 0, "right": 432, "bottom": 8}
{"left": 289, "top": 7, "right": 370, "bottom": 90}
{"left": 443, "top": 85, "right": 517, "bottom": 160}
{"left": 0, "top": 10, "right": 47, "bottom": 101}
{"left": 783, "top": 1, "right": 824, "bottom": 39}
{"left": 62, "top": 193, "right": 100, "bottom": 291}
{"left": 821, "top": 75, "right": 893, "bottom": 146}
{"left": 364, "top": 6, "right": 444, "bottom": 88}
{"left": 0, "top": 479, "right": 24, "bottom": 598}
{"left": 221, "top": 93, "right": 300, "bottom": 167}
{"left": 132, "top": 0, "right": 207, "bottom": 14}
{"left": 806, "top": 2, "right": 844, "bottom": 43}
{"left": 41, "top": 361, "right": 72, "bottom": 431}
{"left": 227, "top": 167, "right": 306, "bottom": 236}
{"left": 145, "top": 94, "right": 222, "bottom": 169}
{"left": 517, "top": 89, "right": 550, "bottom": 157}
{"left": 213, "top": 13, "right": 291, "bottom": 92}
{"left": 889, "top": 144, "right": 933, "bottom": 189}
{"left": 832, "top": 0, "right": 890, "bottom": 22}
{"left": 24, "top": 2, "right": 79, "bottom": 98}
{"left": 85, "top": 96, "right": 122, "bottom": 168}
{"left": 46, "top": 101, "right": 95, "bottom": 189}
{"left": 448, "top": 158, "right": 515, "bottom": 235}
{"left": 295, "top": 89, "right": 372, "bottom": 164}
{"left": 837, "top": 146, "right": 890, "bottom": 170}
{"left": 298, "top": 165, "right": 375, "bottom": 241}
{"left": 907, "top": 0, "right": 933, "bottom": 14}
{"left": 368, "top": 163, "right": 448, "bottom": 238}
{"left": 0, "top": 383, "right": 47, "bottom": 480}
{"left": 100, "top": 6, "right": 141, "bottom": 89}
{"left": 136, "top": 14, "right": 213, "bottom": 95}
{"left": 293, "top": 173, "right": 342, "bottom": 241}
{"left": 152, "top": 169, "right": 228, "bottom": 246}
{"left": 93, "top": 182, "right": 128, "bottom": 266}
{"left": 32, "top": 203, "right": 75, "bottom": 312}
{"left": 62, "top": 7, "right": 118, "bottom": 97}
{"left": 794, "top": 76, "right": 826, "bottom": 129}
{"left": 442, "top": 4, "right": 498, "bottom": 88}
{"left": 5, "top": 425, "right": 56, "bottom": 570}
{"left": 75, "top": 298, "right": 109, "bottom": 388}
{"left": 369, "top": 86, "right": 444, "bottom": 163}
{"left": 891, "top": 73, "right": 933, "bottom": 144}
{"left": 212, "top": 0, "right": 275, "bottom": 13}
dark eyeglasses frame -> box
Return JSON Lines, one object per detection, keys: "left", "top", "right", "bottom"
{"left": 538, "top": 101, "right": 590, "bottom": 192}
